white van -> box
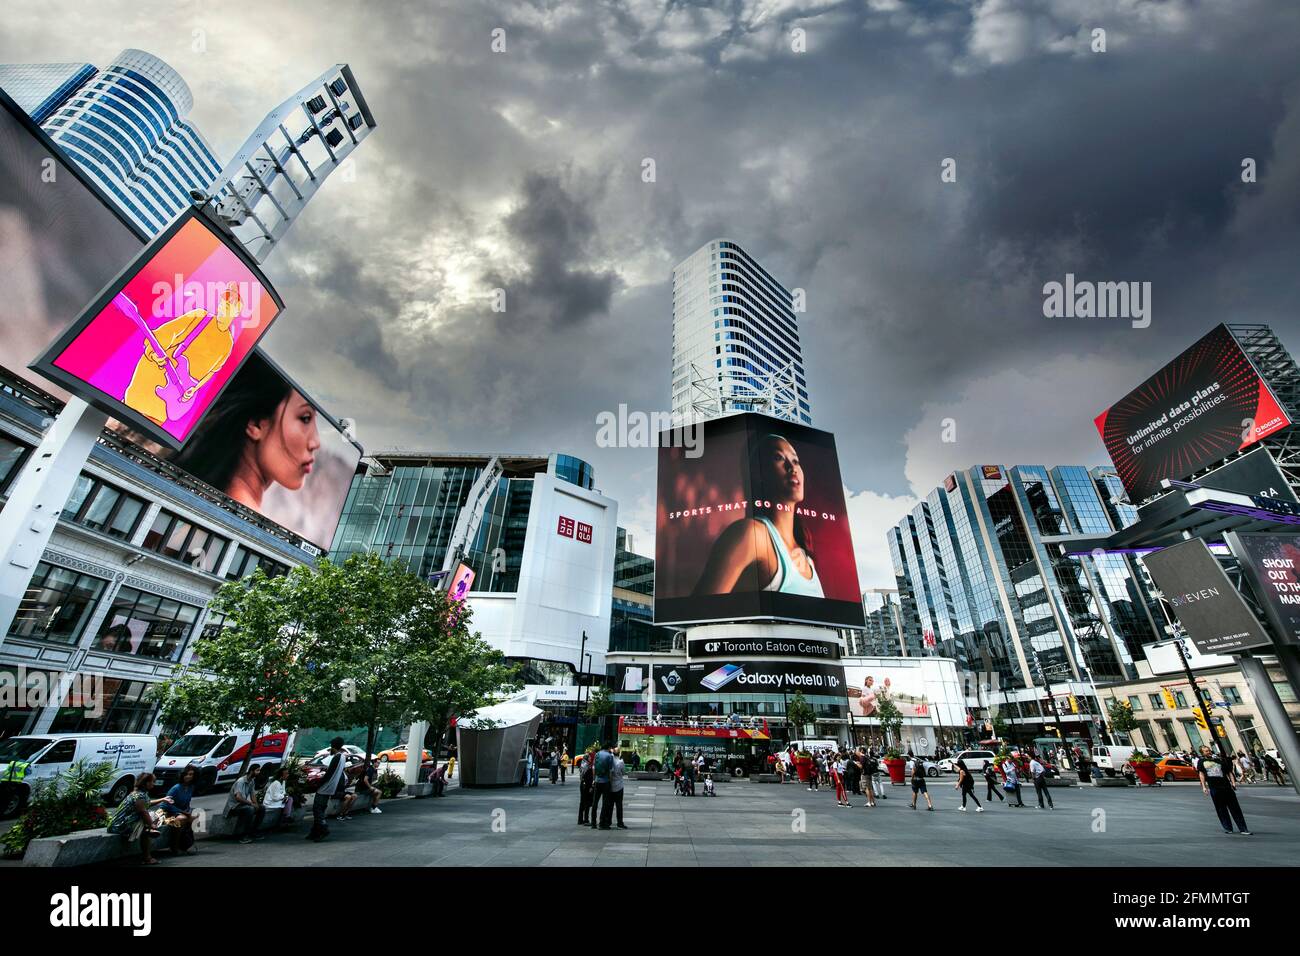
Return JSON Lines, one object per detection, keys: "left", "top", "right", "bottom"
{"left": 789, "top": 739, "right": 842, "bottom": 753}
{"left": 1093, "top": 745, "right": 1156, "bottom": 776}
{"left": 0, "top": 733, "right": 155, "bottom": 818}
{"left": 154, "top": 725, "right": 294, "bottom": 792}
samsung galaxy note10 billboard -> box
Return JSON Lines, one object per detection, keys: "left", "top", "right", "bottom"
{"left": 654, "top": 413, "right": 864, "bottom": 628}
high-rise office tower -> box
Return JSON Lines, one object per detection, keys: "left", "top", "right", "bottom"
{"left": 670, "top": 239, "right": 811, "bottom": 426}
{"left": 0, "top": 62, "right": 97, "bottom": 123}
{"left": 20, "top": 49, "right": 224, "bottom": 236}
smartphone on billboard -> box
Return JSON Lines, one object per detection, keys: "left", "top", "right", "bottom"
{"left": 700, "top": 664, "right": 743, "bottom": 691}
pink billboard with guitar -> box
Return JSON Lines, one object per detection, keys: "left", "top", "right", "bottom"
{"left": 31, "top": 209, "right": 283, "bottom": 448}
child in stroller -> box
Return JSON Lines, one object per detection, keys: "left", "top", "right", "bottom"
{"left": 703, "top": 773, "right": 716, "bottom": 796}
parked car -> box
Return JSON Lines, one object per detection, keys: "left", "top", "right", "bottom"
{"left": 375, "top": 744, "right": 432, "bottom": 764}
{"left": 1154, "top": 757, "right": 1200, "bottom": 782}
{"left": 311, "top": 745, "right": 373, "bottom": 762}
{"left": 940, "top": 749, "right": 998, "bottom": 774}
{"left": 905, "top": 758, "right": 942, "bottom": 778}
{"left": 0, "top": 733, "right": 155, "bottom": 818}
{"left": 301, "top": 752, "right": 367, "bottom": 792}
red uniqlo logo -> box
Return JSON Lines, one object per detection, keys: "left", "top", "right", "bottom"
{"left": 557, "top": 516, "right": 575, "bottom": 538}
{"left": 576, "top": 522, "right": 592, "bottom": 543}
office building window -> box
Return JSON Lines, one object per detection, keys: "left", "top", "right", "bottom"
{"left": 1126, "top": 695, "right": 1143, "bottom": 711}
{"left": 1173, "top": 691, "right": 1188, "bottom": 708}
{"left": 94, "top": 585, "right": 198, "bottom": 661}
{"left": 63, "top": 473, "right": 147, "bottom": 540}
{"left": 1148, "top": 693, "right": 1165, "bottom": 710}
{"left": 49, "top": 677, "right": 155, "bottom": 734}
{"left": 8, "top": 562, "right": 107, "bottom": 644}
{"left": 0, "top": 436, "right": 31, "bottom": 495}
{"left": 224, "top": 544, "right": 288, "bottom": 580}
{"left": 142, "top": 510, "right": 228, "bottom": 573}
{"left": 1220, "top": 686, "right": 1243, "bottom": 705}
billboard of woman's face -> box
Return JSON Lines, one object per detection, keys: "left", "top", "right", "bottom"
{"left": 654, "top": 413, "right": 864, "bottom": 628}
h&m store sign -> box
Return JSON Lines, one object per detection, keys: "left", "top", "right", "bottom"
{"left": 557, "top": 515, "right": 593, "bottom": 543}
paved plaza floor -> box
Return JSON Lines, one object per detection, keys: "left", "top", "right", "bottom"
{"left": 115, "top": 775, "right": 1300, "bottom": 867}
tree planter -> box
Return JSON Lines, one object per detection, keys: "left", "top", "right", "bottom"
{"left": 1132, "top": 762, "right": 1158, "bottom": 786}
{"left": 795, "top": 756, "right": 814, "bottom": 783}
{"left": 884, "top": 758, "right": 906, "bottom": 785}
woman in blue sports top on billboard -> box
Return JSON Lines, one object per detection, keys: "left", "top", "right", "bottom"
{"left": 692, "top": 433, "right": 824, "bottom": 599}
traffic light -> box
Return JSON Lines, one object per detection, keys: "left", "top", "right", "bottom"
{"left": 1161, "top": 688, "right": 1177, "bottom": 710}
{"left": 1194, "top": 709, "right": 1209, "bottom": 732}
{"left": 1068, "top": 695, "right": 1079, "bottom": 714}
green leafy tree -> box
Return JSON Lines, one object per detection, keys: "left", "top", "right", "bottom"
{"left": 785, "top": 691, "right": 815, "bottom": 736}
{"left": 1106, "top": 698, "right": 1139, "bottom": 739}
{"left": 875, "top": 689, "right": 904, "bottom": 750}
{"left": 584, "top": 685, "right": 614, "bottom": 721}
{"left": 319, "top": 552, "right": 520, "bottom": 766}
{"left": 150, "top": 565, "right": 340, "bottom": 777}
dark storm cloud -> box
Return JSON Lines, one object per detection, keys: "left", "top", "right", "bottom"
{"left": 4, "top": 0, "right": 1299, "bottom": 577}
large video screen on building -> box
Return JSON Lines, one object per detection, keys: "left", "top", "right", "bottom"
{"left": 1225, "top": 532, "right": 1300, "bottom": 648}
{"left": 843, "top": 664, "right": 931, "bottom": 719}
{"left": 654, "top": 413, "right": 864, "bottom": 628}
{"left": 0, "top": 95, "right": 357, "bottom": 551}
{"left": 1094, "top": 324, "right": 1292, "bottom": 504}
{"left": 31, "top": 208, "right": 283, "bottom": 449}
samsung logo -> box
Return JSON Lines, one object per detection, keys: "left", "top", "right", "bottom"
{"left": 1170, "top": 587, "right": 1220, "bottom": 607}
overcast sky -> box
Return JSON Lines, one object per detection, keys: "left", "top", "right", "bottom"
{"left": 5, "top": 0, "right": 1299, "bottom": 588}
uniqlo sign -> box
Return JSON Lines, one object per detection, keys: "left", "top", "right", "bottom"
{"left": 577, "top": 522, "right": 593, "bottom": 543}
{"left": 557, "top": 515, "right": 592, "bottom": 543}
{"left": 557, "top": 516, "right": 575, "bottom": 538}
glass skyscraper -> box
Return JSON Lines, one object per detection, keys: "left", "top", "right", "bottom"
{"left": 1, "top": 49, "right": 222, "bottom": 236}
{"left": 670, "top": 238, "right": 811, "bottom": 425}
{"left": 886, "top": 464, "right": 1164, "bottom": 735}
{"left": 0, "top": 62, "right": 96, "bottom": 123}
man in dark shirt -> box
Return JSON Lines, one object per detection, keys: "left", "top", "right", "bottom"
{"left": 1197, "top": 745, "right": 1251, "bottom": 835}
{"left": 591, "top": 744, "right": 613, "bottom": 830}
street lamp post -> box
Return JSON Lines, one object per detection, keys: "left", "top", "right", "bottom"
{"left": 578, "top": 630, "right": 588, "bottom": 710}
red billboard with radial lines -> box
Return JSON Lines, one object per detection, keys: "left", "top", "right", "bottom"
{"left": 1094, "top": 324, "right": 1291, "bottom": 504}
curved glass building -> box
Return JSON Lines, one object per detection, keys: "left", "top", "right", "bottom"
{"left": 41, "top": 49, "right": 221, "bottom": 235}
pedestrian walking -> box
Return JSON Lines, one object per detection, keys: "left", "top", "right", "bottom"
{"left": 1261, "top": 752, "right": 1286, "bottom": 787}
{"left": 859, "top": 751, "right": 878, "bottom": 808}
{"left": 910, "top": 757, "right": 934, "bottom": 811}
{"left": 606, "top": 746, "right": 627, "bottom": 829}
{"left": 1197, "top": 745, "right": 1251, "bottom": 835}
{"left": 1029, "top": 755, "right": 1055, "bottom": 810}
{"left": 1001, "top": 756, "right": 1025, "bottom": 807}
{"left": 983, "top": 761, "right": 1005, "bottom": 803}
{"left": 560, "top": 747, "right": 570, "bottom": 784}
{"left": 577, "top": 756, "right": 593, "bottom": 825}
{"left": 549, "top": 749, "right": 559, "bottom": 785}
{"left": 832, "top": 754, "right": 851, "bottom": 807}
{"left": 955, "top": 759, "right": 982, "bottom": 812}
{"left": 591, "top": 743, "right": 613, "bottom": 829}
{"left": 308, "top": 738, "right": 347, "bottom": 842}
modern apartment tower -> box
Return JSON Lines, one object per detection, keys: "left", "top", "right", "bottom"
{"left": 0, "top": 62, "right": 96, "bottom": 123}
{"left": 887, "top": 464, "right": 1166, "bottom": 738}
{"left": 670, "top": 239, "right": 811, "bottom": 426}
{"left": 12, "top": 49, "right": 224, "bottom": 236}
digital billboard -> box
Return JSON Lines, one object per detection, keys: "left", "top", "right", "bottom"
{"left": 681, "top": 659, "right": 846, "bottom": 696}
{"left": 844, "top": 665, "right": 931, "bottom": 719}
{"left": 1224, "top": 532, "right": 1300, "bottom": 648}
{"left": 1094, "top": 324, "right": 1292, "bottom": 503}
{"left": 1141, "top": 538, "right": 1272, "bottom": 655}
{"left": 654, "top": 413, "right": 864, "bottom": 628}
{"left": 31, "top": 208, "right": 284, "bottom": 449}
{"left": 447, "top": 562, "right": 476, "bottom": 603}
{"left": 0, "top": 94, "right": 358, "bottom": 552}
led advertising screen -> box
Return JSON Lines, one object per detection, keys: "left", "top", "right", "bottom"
{"left": 654, "top": 413, "right": 864, "bottom": 628}
{"left": 1094, "top": 324, "right": 1293, "bottom": 504}
{"left": 31, "top": 207, "right": 284, "bottom": 450}
{"left": 1141, "top": 538, "right": 1272, "bottom": 655}
{"left": 125, "top": 350, "right": 363, "bottom": 551}
{"left": 1224, "top": 532, "right": 1300, "bottom": 648}
{"left": 447, "top": 562, "right": 476, "bottom": 602}
{"left": 0, "top": 95, "right": 357, "bottom": 552}
{"left": 844, "top": 665, "right": 931, "bottom": 719}
{"left": 0, "top": 89, "right": 144, "bottom": 396}
{"left": 681, "top": 659, "right": 847, "bottom": 696}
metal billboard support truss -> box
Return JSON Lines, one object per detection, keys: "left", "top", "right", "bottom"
{"left": 207, "top": 65, "right": 376, "bottom": 263}
{"left": 686, "top": 360, "right": 799, "bottom": 423}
